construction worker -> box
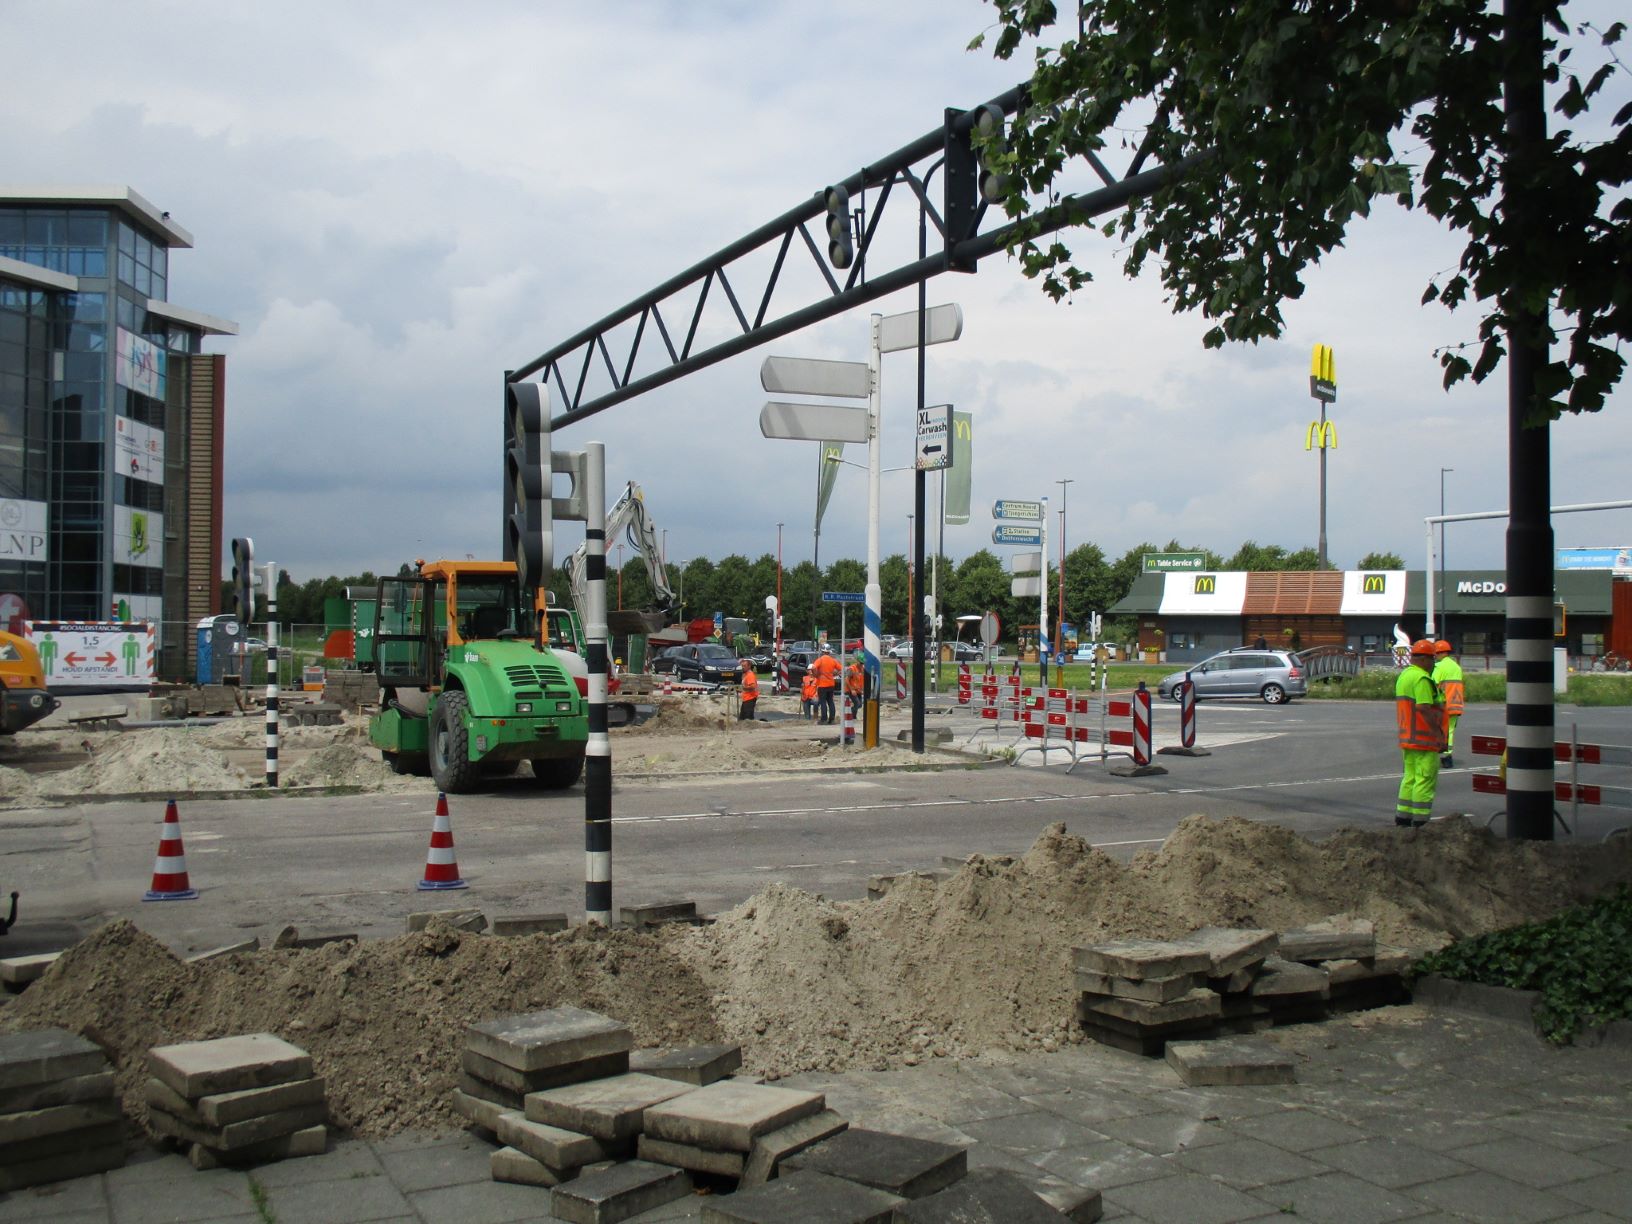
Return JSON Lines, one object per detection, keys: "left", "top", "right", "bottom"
{"left": 1395, "top": 639, "right": 1447, "bottom": 827}
{"left": 1432, "top": 640, "right": 1465, "bottom": 766}
{"left": 737, "top": 663, "right": 758, "bottom": 721}
{"left": 845, "top": 652, "right": 866, "bottom": 722}
{"left": 810, "top": 644, "right": 841, "bottom": 725}
{"left": 800, "top": 667, "right": 818, "bottom": 721}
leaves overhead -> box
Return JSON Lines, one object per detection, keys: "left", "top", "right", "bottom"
{"left": 978, "top": 1, "right": 1630, "bottom": 421}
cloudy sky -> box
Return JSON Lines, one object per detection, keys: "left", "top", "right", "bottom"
{"left": 5, "top": 0, "right": 1628, "bottom": 585}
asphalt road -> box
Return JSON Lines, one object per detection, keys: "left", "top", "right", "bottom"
{"left": 3, "top": 700, "right": 1627, "bottom": 958}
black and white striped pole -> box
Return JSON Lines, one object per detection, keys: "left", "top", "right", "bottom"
{"left": 262, "top": 562, "right": 279, "bottom": 789}
{"left": 582, "top": 441, "right": 612, "bottom": 924}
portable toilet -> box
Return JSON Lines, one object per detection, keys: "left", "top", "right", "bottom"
{"left": 195, "top": 614, "right": 245, "bottom": 684}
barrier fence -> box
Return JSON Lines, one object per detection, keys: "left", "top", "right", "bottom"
{"left": 1467, "top": 730, "right": 1632, "bottom": 840}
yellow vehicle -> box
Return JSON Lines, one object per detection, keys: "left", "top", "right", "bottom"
{"left": 0, "top": 630, "right": 58, "bottom": 735}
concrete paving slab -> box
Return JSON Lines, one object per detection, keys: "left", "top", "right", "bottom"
{"left": 235, "top": 1136, "right": 385, "bottom": 1188}
{"left": 407, "top": 1175, "right": 560, "bottom": 1224}
{"left": 0, "top": 1068, "right": 115, "bottom": 1116}
{"left": 0, "top": 1098, "right": 120, "bottom": 1144}
{"left": 148, "top": 1102, "right": 327, "bottom": 1152}
{"left": 1105, "top": 1172, "right": 1280, "bottom": 1224}
{"left": 629, "top": 1044, "right": 742, "bottom": 1087}
{"left": 1247, "top": 1170, "right": 1434, "bottom": 1224}
{"left": 526, "top": 1072, "right": 696, "bottom": 1143}
{"left": 0, "top": 1121, "right": 121, "bottom": 1167}
{"left": 1304, "top": 1136, "right": 1474, "bottom": 1190}
{"left": 1408, "top": 1169, "right": 1583, "bottom": 1222}
{"left": 490, "top": 912, "right": 570, "bottom": 936}
{"left": 404, "top": 908, "right": 486, "bottom": 933}
{"left": 740, "top": 1108, "right": 847, "bottom": 1186}
{"left": 1074, "top": 969, "right": 1199, "bottom": 1004}
{"left": 1165, "top": 1038, "right": 1295, "bottom": 1086}
{"left": 144, "top": 1074, "right": 325, "bottom": 1129}
{"left": 1277, "top": 917, "right": 1376, "bottom": 963}
{"left": 186, "top": 1123, "right": 327, "bottom": 1169}
{"left": 1169, "top": 1136, "right": 1326, "bottom": 1190}
{"left": 104, "top": 1165, "right": 259, "bottom": 1224}
{"left": 699, "top": 1169, "right": 902, "bottom": 1223}
{"left": 0, "top": 1162, "right": 108, "bottom": 1220}
{"left": 0, "top": 1027, "right": 107, "bottom": 1092}
{"left": 457, "top": 1069, "right": 525, "bottom": 1111}
{"left": 644, "top": 1080, "right": 825, "bottom": 1153}
{"left": 1246, "top": 958, "right": 1330, "bottom": 999}
{"left": 0, "top": 952, "right": 62, "bottom": 985}
{"left": 466, "top": 1051, "right": 636, "bottom": 1096}
{"left": 466, "top": 1006, "right": 632, "bottom": 1074}
{"left": 451, "top": 1087, "right": 518, "bottom": 1133}
{"left": 892, "top": 1167, "right": 1070, "bottom": 1222}
{"left": 146, "top": 1033, "right": 313, "bottom": 1098}
{"left": 1080, "top": 988, "right": 1223, "bottom": 1028}
{"left": 1092, "top": 1111, "right": 1232, "bottom": 1156}
{"left": 371, "top": 1133, "right": 494, "bottom": 1193}
{"left": 489, "top": 1144, "right": 566, "bottom": 1188}
{"left": 638, "top": 1134, "right": 746, "bottom": 1177}
{"left": 955, "top": 1109, "right": 1110, "bottom": 1155}
{"left": 1182, "top": 928, "right": 1278, "bottom": 977}
{"left": 497, "top": 1111, "right": 607, "bottom": 1169}
{"left": 552, "top": 1159, "right": 691, "bottom": 1224}
{"left": 1072, "top": 940, "right": 1212, "bottom": 981}
{"left": 783, "top": 1128, "right": 966, "bottom": 1201}
{"left": 259, "top": 1171, "right": 413, "bottom": 1224}
{"left": 1557, "top": 1168, "right": 1632, "bottom": 1216}
{"left": 0, "top": 1141, "right": 122, "bottom": 1193}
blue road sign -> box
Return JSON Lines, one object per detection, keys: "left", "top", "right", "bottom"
{"left": 822, "top": 591, "right": 866, "bottom": 603}
{"left": 992, "top": 499, "right": 1043, "bottom": 522}
{"left": 993, "top": 524, "right": 1043, "bottom": 546}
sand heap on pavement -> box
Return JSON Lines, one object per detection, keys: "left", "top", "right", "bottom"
{"left": 6, "top": 815, "right": 1628, "bottom": 1140}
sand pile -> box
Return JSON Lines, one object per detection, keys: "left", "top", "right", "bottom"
{"left": 6, "top": 814, "right": 1628, "bottom": 1139}
{"left": 43, "top": 728, "right": 247, "bottom": 795}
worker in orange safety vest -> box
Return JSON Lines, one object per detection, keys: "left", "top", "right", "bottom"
{"left": 1395, "top": 639, "right": 1446, "bottom": 827}
{"left": 800, "top": 668, "right": 818, "bottom": 720}
{"left": 844, "top": 653, "right": 866, "bottom": 722}
{"left": 1432, "top": 640, "right": 1465, "bottom": 767}
{"left": 737, "top": 664, "right": 758, "bottom": 721}
{"left": 809, "top": 644, "right": 841, "bottom": 725}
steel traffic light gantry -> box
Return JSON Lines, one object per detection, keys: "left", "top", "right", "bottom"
{"left": 504, "top": 379, "right": 550, "bottom": 599}
{"left": 973, "top": 103, "right": 1010, "bottom": 204}
{"left": 823, "top": 185, "right": 854, "bottom": 270}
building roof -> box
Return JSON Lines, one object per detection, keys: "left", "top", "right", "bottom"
{"left": 146, "top": 298, "right": 239, "bottom": 337}
{"left": 0, "top": 185, "right": 194, "bottom": 248}
{"left": 1109, "top": 569, "right": 1617, "bottom": 617}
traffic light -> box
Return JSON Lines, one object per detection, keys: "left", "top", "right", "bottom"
{"left": 973, "top": 104, "right": 1010, "bottom": 204}
{"left": 504, "top": 381, "right": 550, "bottom": 598}
{"left": 942, "top": 107, "right": 979, "bottom": 270}
{"left": 230, "top": 537, "right": 254, "bottom": 623}
{"left": 823, "top": 185, "right": 853, "bottom": 270}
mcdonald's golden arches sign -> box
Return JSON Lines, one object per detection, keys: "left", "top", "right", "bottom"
{"left": 1194, "top": 575, "right": 1217, "bottom": 595}
{"left": 1361, "top": 573, "right": 1387, "bottom": 594}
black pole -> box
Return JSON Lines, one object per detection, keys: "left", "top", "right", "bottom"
{"left": 912, "top": 183, "right": 928, "bottom": 754}
{"left": 1502, "top": 0, "right": 1554, "bottom": 841}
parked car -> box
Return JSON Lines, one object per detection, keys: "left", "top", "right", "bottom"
{"left": 648, "top": 646, "right": 686, "bottom": 674}
{"left": 668, "top": 643, "right": 743, "bottom": 685}
{"left": 1157, "top": 648, "right": 1306, "bottom": 705}
{"left": 739, "top": 644, "right": 776, "bottom": 672}
{"left": 782, "top": 648, "right": 820, "bottom": 687}
{"left": 886, "top": 639, "right": 928, "bottom": 660}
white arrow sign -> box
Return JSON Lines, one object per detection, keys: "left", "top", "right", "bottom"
{"left": 759, "top": 401, "right": 870, "bottom": 443}
{"left": 878, "top": 303, "right": 963, "bottom": 354}
{"left": 915, "top": 404, "right": 953, "bottom": 471}
{"left": 760, "top": 356, "right": 870, "bottom": 398}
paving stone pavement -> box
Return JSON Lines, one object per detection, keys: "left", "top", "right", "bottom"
{"left": 2, "top": 1004, "right": 1628, "bottom": 1222}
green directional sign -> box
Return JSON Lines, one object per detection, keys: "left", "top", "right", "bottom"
{"left": 1143, "top": 551, "right": 1207, "bottom": 573}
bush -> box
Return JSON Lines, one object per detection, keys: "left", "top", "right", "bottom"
{"left": 1306, "top": 669, "right": 1631, "bottom": 705}
{"left": 1411, "top": 886, "right": 1632, "bottom": 1044}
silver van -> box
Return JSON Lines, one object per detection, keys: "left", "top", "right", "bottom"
{"left": 1158, "top": 648, "right": 1307, "bottom": 705}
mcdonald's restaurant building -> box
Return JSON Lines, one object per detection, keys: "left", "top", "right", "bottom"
{"left": 1109, "top": 568, "right": 1630, "bottom": 664}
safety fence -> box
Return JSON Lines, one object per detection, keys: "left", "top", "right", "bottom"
{"left": 1467, "top": 730, "right": 1632, "bottom": 840}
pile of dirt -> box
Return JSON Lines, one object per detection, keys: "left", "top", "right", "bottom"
{"left": 42, "top": 728, "right": 247, "bottom": 795}
{"left": 6, "top": 814, "right": 1628, "bottom": 1139}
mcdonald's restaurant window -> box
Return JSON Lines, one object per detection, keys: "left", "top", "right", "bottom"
{"left": 1168, "top": 632, "right": 1194, "bottom": 650}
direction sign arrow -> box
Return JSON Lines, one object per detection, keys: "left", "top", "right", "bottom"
{"left": 96, "top": 652, "right": 117, "bottom": 666}
{"left": 760, "top": 401, "right": 870, "bottom": 443}
{"left": 993, "top": 524, "right": 1043, "bottom": 546}
{"left": 760, "top": 356, "right": 870, "bottom": 398}
{"left": 63, "top": 652, "right": 84, "bottom": 666}
{"left": 992, "top": 499, "right": 1043, "bottom": 522}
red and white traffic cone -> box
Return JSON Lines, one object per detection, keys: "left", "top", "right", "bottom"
{"left": 417, "top": 792, "right": 468, "bottom": 891}
{"left": 143, "top": 799, "right": 198, "bottom": 901}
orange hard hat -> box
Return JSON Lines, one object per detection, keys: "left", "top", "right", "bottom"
{"left": 1434, "top": 640, "right": 1453, "bottom": 654}
{"left": 1410, "top": 639, "right": 1436, "bottom": 656}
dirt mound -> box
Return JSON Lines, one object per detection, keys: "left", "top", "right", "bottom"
{"left": 44, "top": 728, "right": 247, "bottom": 794}
{"left": 7, "top": 815, "right": 1629, "bottom": 1137}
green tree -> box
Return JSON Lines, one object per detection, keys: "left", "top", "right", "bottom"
{"left": 1357, "top": 551, "right": 1407, "bottom": 570}
{"left": 1061, "top": 542, "right": 1113, "bottom": 625}
{"left": 949, "top": 550, "right": 1009, "bottom": 633}
{"left": 976, "top": 1, "right": 1628, "bottom": 415}
{"left": 1226, "top": 541, "right": 1290, "bottom": 572}
{"left": 1283, "top": 547, "right": 1323, "bottom": 571}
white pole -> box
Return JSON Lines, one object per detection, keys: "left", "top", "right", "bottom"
{"left": 865, "top": 314, "right": 883, "bottom": 748}
{"left": 1039, "top": 497, "right": 1049, "bottom": 687}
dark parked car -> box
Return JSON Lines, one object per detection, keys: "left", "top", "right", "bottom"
{"left": 782, "top": 648, "right": 820, "bottom": 687}
{"left": 1158, "top": 648, "right": 1307, "bottom": 705}
{"left": 669, "top": 643, "right": 743, "bottom": 685}
{"left": 648, "top": 646, "right": 686, "bottom": 674}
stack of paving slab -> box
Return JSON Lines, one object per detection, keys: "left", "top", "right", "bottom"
{"left": 145, "top": 1033, "right": 328, "bottom": 1169}
{"left": 0, "top": 950, "right": 62, "bottom": 996}
{"left": 1073, "top": 919, "right": 1406, "bottom": 1056}
{"left": 0, "top": 1027, "right": 125, "bottom": 1190}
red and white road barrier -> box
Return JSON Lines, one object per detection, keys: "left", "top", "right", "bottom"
{"left": 1178, "top": 680, "right": 1197, "bottom": 748}
{"left": 1469, "top": 732, "right": 1632, "bottom": 836}
{"left": 956, "top": 663, "right": 972, "bottom": 706}
{"left": 777, "top": 655, "right": 789, "bottom": 693}
{"left": 896, "top": 661, "right": 907, "bottom": 701}
{"left": 1130, "top": 684, "right": 1153, "bottom": 766}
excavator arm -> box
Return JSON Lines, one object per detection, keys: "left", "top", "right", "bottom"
{"left": 567, "top": 482, "right": 677, "bottom": 634}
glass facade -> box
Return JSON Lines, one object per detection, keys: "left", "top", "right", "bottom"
{"left": 0, "top": 200, "right": 213, "bottom": 630}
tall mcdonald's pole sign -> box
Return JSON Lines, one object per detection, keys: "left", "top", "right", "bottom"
{"left": 1306, "top": 344, "right": 1337, "bottom": 569}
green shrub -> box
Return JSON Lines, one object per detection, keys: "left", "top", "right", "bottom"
{"left": 1411, "top": 886, "right": 1632, "bottom": 1044}
{"left": 1307, "top": 670, "right": 1631, "bottom": 706}
{"left": 1568, "top": 674, "right": 1632, "bottom": 707}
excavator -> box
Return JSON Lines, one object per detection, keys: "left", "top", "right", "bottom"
{"left": 566, "top": 482, "right": 681, "bottom": 666}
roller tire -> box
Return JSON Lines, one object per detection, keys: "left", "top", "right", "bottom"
{"left": 430, "top": 691, "right": 479, "bottom": 794}
{"left": 531, "top": 754, "right": 585, "bottom": 789}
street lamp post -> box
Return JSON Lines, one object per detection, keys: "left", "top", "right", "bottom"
{"left": 1439, "top": 468, "right": 1453, "bottom": 640}
{"left": 1055, "top": 477, "right": 1073, "bottom": 684}
{"left": 775, "top": 522, "right": 783, "bottom": 658}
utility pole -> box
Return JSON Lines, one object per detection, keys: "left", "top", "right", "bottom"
{"left": 1055, "top": 477, "right": 1073, "bottom": 684}
{"left": 1438, "top": 468, "right": 1453, "bottom": 638}
{"left": 775, "top": 522, "right": 783, "bottom": 657}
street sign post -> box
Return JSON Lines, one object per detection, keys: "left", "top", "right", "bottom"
{"left": 759, "top": 401, "right": 870, "bottom": 442}
{"left": 915, "top": 404, "right": 953, "bottom": 471}
{"left": 760, "top": 356, "right": 870, "bottom": 398}
{"left": 993, "top": 524, "right": 1043, "bottom": 546}
{"left": 992, "top": 499, "right": 1043, "bottom": 522}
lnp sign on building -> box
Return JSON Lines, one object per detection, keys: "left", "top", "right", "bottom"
{"left": 915, "top": 404, "right": 953, "bottom": 471}
{"left": 1142, "top": 551, "right": 1207, "bottom": 573}
{"left": 0, "top": 498, "right": 48, "bottom": 562}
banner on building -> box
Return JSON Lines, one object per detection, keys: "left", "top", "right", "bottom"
{"left": 113, "top": 505, "right": 162, "bottom": 567}
{"left": 944, "top": 410, "right": 972, "bottom": 525}
{"left": 0, "top": 498, "right": 48, "bottom": 562}
{"left": 115, "top": 415, "right": 164, "bottom": 483}
{"left": 1555, "top": 547, "right": 1632, "bottom": 574}
{"left": 115, "top": 327, "right": 166, "bottom": 399}
{"left": 24, "top": 620, "right": 155, "bottom": 690}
